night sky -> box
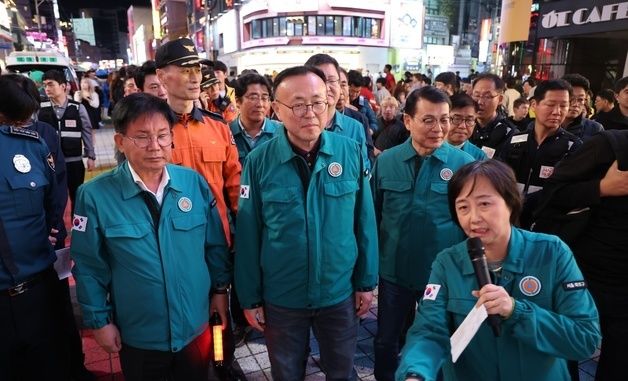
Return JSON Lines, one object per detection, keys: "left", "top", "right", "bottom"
{"left": 57, "top": 0, "right": 151, "bottom": 17}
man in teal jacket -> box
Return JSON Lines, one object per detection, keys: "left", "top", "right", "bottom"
{"left": 372, "top": 86, "right": 474, "bottom": 381}
{"left": 235, "top": 66, "right": 378, "bottom": 381}
{"left": 71, "top": 94, "right": 231, "bottom": 381}
{"left": 396, "top": 229, "right": 600, "bottom": 381}
{"left": 228, "top": 73, "right": 281, "bottom": 166}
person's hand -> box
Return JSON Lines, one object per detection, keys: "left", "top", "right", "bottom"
{"left": 355, "top": 291, "right": 373, "bottom": 317}
{"left": 373, "top": 147, "right": 382, "bottom": 157}
{"left": 87, "top": 158, "right": 96, "bottom": 171}
{"left": 472, "top": 284, "right": 515, "bottom": 319}
{"left": 244, "top": 307, "right": 265, "bottom": 332}
{"left": 599, "top": 160, "right": 628, "bottom": 197}
{"left": 210, "top": 293, "right": 229, "bottom": 330}
{"left": 199, "top": 92, "right": 209, "bottom": 110}
{"left": 93, "top": 323, "right": 122, "bottom": 353}
{"left": 48, "top": 228, "right": 58, "bottom": 246}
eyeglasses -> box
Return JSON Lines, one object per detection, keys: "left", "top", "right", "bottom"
{"left": 275, "top": 99, "right": 328, "bottom": 117}
{"left": 124, "top": 133, "right": 172, "bottom": 149}
{"left": 325, "top": 78, "right": 340, "bottom": 86}
{"left": 570, "top": 97, "right": 586, "bottom": 105}
{"left": 243, "top": 94, "right": 271, "bottom": 103}
{"left": 413, "top": 116, "right": 451, "bottom": 130}
{"left": 450, "top": 116, "right": 476, "bottom": 126}
{"left": 471, "top": 93, "right": 500, "bottom": 102}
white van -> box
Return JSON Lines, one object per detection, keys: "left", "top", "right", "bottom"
{"left": 5, "top": 51, "right": 80, "bottom": 93}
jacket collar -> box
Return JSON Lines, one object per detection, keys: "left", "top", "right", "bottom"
{"left": 397, "top": 138, "right": 451, "bottom": 164}
{"left": 119, "top": 161, "right": 182, "bottom": 200}
{"left": 277, "top": 128, "right": 334, "bottom": 164}
{"left": 461, "top": 226, "right": 525, "bottom": 275}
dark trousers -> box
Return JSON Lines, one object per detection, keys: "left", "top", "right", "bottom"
{"left": 120, "top": 328, "right": 212, "bottom": 381}
{"left": 589, "top": 289, "right": 628, "bottom": 381}
{"left": 264, "top": 296, "right": 359, "bottom": 381}
{"left": 374, "top": 278, "right": 418, "bottom": 381}
{"left": 0, "top": 267, "right": 69, "bottom": 381}
{"left": 66, "top": 160, "right": 85, "bottom": 215}
{"left": 56, "top": 277, "right": 89, "bottom": 375}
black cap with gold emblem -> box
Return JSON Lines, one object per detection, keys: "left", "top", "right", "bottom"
{"left": 155, "top": 38, "right": 213, "bottom": 69}
{"left": 201, "top": 67, "right": 220, "bottom": 90}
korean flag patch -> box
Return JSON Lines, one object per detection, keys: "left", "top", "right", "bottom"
{"left": 240, "top": 185, "right": 250, "bottom": 199}
{"left": 72, "top": 215, "right": 88, "bottom": 232}
{"left": 423, "top": 284, "right": 441, "bottom": 301}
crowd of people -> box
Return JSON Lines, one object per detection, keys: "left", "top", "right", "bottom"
{"left": 1, "top": 37, "right": 627, "bottom": 381}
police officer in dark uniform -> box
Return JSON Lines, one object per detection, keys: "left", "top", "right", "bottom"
{"left": 497, "top": 79, "right": 581, "bottom": 229}
{"left": 469, "top": 73, "right": 517, "bottom": 159}
{"left": 0, "top": 74, "right": 68, "bottom": 380}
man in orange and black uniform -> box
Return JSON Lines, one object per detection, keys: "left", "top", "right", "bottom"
{"left": 155, "top": 38, "right": 243, "bottom": 381}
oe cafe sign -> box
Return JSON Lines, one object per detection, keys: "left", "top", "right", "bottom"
{"left": 537, "top": 0, "right": 628, "bottom": 38}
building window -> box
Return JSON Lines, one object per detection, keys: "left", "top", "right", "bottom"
{"left": 316, "top": 16, "right": 325, "bottom": 35}
{"left": 370, "top": 19, "right": 380, "bottom": 38}
{"left": 219, "top": 33, "right": 224, "bottom": 48}
{"left": 279, "top": 17, "right": 287, "bottom": 35}
{"left": 334, "top": 16, "right": 342, "bottom": 35}
{"left": 287, "top": 19, "right": 294, "bottom": 36}
{"left": 325, "top": 15, "right": 334, "bottom": 35}
{"left": 342, "top": 16, "right": 352, "bottom": 36}
{"left": 273, "top": 18, "right": 279, "bottom": 36}
{"left": 308, "top": 16, "right": 316, "bottom": 36}
{"left": 353, "top": 17, "right": 363, "bottom": 37}
{"left": 252, "top": 20, "right": 261, "bottom": 39}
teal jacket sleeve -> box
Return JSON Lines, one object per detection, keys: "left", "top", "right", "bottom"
{"left": 234, "top": 156, "right": 264, "bottom": 308}
{"left": 370, "top": 158, "right": 382, "bottom": 227}
{"left": 504, "top": 241, "right": 601, "bottom": 360}
{"left": 70, "top": 186, "right": 112, "bottom": 330}
{"left": 202, "top": 178, "right": 232, "bottom": 290}
{"left": 352, "top": 145, "right": 379, "bottom": 291}
{"left": 395, "top": 256, "right": 450, "bottom": 381}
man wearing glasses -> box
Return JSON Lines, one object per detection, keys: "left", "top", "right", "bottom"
{"left": 560, "top": 74, "right": 604, "bottom": 141}
{"left": 468, "top": 73, "right": 517, "bottom": 159}
{"left": 446, "top": 93, "right": 487, "bottom": 161}
{"left": 70, "top": 93, "right": 231, "bottom": 381}
{"left": 371, "top": 87, "right": 474, "bottom": 381}
{"left": 235, "top": 66, "right": 378, "bottom": 381}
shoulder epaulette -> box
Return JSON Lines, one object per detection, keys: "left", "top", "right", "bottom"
{"left": 9, "top": 126, "right": 40, "bottom": 139}
{"left": 199, "top": 108, "right": 226, "bottom": 123}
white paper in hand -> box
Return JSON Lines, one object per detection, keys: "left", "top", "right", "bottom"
{"left": 450, "top": 304, "right": 488, "bottom": 363}
{"left": 54, "top": 248, "right": 73, "bottom": 280}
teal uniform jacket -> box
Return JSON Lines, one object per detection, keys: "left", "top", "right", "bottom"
{"left": 396, "top": 228, "right": 601, "bottom": 381}
{"left": 229, "top": 117, "right": 281, "bottom": 165}
{"left": 327, "top": 110, "right": 371, "bottom": 171}
{"left": 235, "top": 129, "right": 378, "bottom": 309}
{"left": 460, "top": 140, "right": 487, "bottom": 161}
{"left": 71, "top": 162, "right": 231, "bottom": 352}
{"left": 372, "top": 139, "right": 474, "bottom": 291}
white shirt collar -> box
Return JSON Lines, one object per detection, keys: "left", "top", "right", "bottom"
{"left": 128, "top": 162, "right": 170, "bottom": 205}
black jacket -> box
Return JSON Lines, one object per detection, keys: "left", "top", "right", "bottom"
{"left": 564, "top": 115, "right": 604, "bottom": 141}
{"left": 469, "top": 115, "right": 517, "bottom": 158}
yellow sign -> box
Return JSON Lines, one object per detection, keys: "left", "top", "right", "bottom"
{"left": 499, "top": 0, "right": 533, "bottom": 43}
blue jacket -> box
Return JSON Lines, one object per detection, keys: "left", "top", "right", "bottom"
{"left": 396, "top": 228, "right": 601, "bottom": 381}
{"left": 0, "top": 125, "right": 57, "bottom": 289}
{"left": 372, "top": 139, "right": 474, "bottom": 291}
{"left": 229, "top": 117, "right": 281, "bottom": 165}
{"left": 71, "top": 163, "right": 231, "bottom": 352}
{"left": 235, "top": 129, "right": 378, "bottom": 309}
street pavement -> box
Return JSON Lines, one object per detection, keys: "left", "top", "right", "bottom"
{"left": 77, "top": 127, "right": 600, "bottom": 380}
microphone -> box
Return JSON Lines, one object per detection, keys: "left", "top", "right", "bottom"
{"left": 467, "top": 237, "right": 501, "bottom": 337}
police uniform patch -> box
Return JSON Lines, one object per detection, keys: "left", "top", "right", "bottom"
{"left": 328, "top": 162, "right": 343, "bottom": 177}
{"left": 440, "top": 168, "right": 453, "bottom": 181}
{"left": 13, "top": 154, "right": 31, "bottom": 173}
{"left": 9, "top": 126, "right": 39, "bottom": 139}
{"left": 47, "top": 153, "right": 55, "bottom": 171}
{"left": 563, "top": 280, "right": 586, "bottom": 291}
{"left": 519, "top": 276, "right": 542, "bottom": 296}
{"left": 423, "top": 284, "right": 441, "bottom": 301}
{"left": 178, "top": 197, "right": 193, "bottom": 212}
{"left": 72, "top": 215, "right": 88, "bottom": 232}
{"left": 240, "top": 185, "right": 250, "bottom": 199}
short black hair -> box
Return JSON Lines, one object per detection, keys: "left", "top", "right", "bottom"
{"left": 404, "top": 86, "right": 451, "bottom": 117}
{"left": 347, "top": 70, "right": 363, "bottom": 87}
{"left": 614, "top": 76, "right": 628, "bottom": 93}
{"left": 214, "top": 60, "right": 228, "bottom": 73}
{"left": 513, "top": 97, "right": 530, "bottom": 109}
{"left": 450, "top": 93, "right": 475, "bottom": 110}
{"left": 524, "top": 77, "right": 537, "bottom": 87}
{"left": 376, "top": 77, "right": 386, "bottom": 85}
{"left": 472, "top": 73, "right": 505, "bottom": 92}
{"left": 435, "top": 71, "right": 459, "bottom": 90}
{"left": 304, "top": 53, "right": 340, "bottom": 78}
{"left": 338, "top": 66, "right": 348, "bottom": 78}
{"left": 532, "top": 79, "right": 573, "bottom": 102}
{"left": 233, "top": 73, "right": 272, "bottom": 98}
{"left": 42, "top": 69, "right": 67, "bottom": 85}
{"left": 0, "top": 74, "right": 41, "bottom": 123}
{"left": 561, "top": 73, "right": 590, "bottom": 92}
{"left": 385, "top": 64, "right": 392, "bottom": 71}
{"left": 112, "top": 93, "right": 175, "bottom": 135}
{"left": 596, "top": 88, "right": 615, "bottom": 103}
{"left": 135, "top": 60, "right": 157, "bottom": 91}
{"left": 448, "top": 160, "right": 522, "bottom": 227}
{"left": 273, "top": 65, "right": 326, "bottom": 90}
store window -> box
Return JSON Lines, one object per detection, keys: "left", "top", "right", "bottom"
{"left": 342, "top": 16, "right": 352, "bottom": 36}
{"left": 279, "top": 17, "right": 287, "bottom": 35}
{"left": 317, "top": 16, "right": 325, "bottom": 35}
{"left": 325, "top": 16, "right": 334, "bottom": 35}
{"left": 273, "top": 18, "right": 279, "bottom": 36}
{"left": 308, "top": 16, "right": 316, "bottom": 36}
{"left": 252, "top": 20, "right": 261, "bottom": 39}
{"left": 353, "top": 17, "right": 363, "bottom": 37}
{"left": 247, "top": 15, "right": 383, "bottom": 40}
